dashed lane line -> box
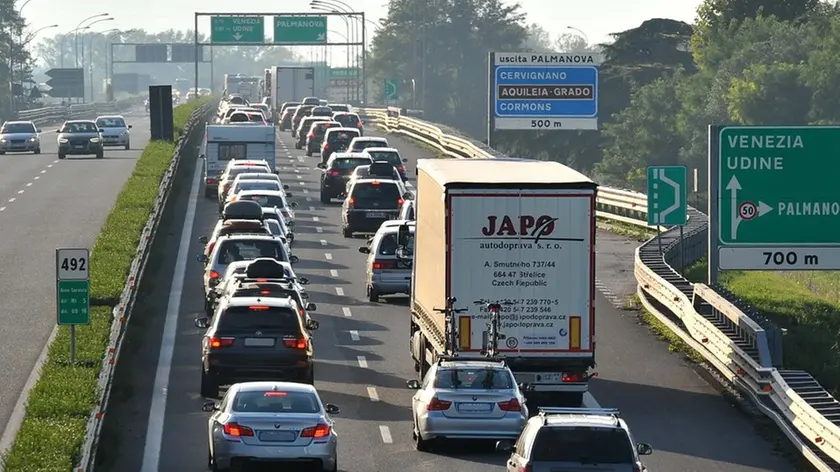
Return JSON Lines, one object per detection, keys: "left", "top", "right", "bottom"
{"left": 316, "top": 227, "right": 323, "bottom": 233}
{"left": 342, "top": 307, "right": 352, "bottom": 317}
{"left": 320, "top": 239, "right": 327, "bottom": 246}
{"left": 357, "top": 356, "right": 368, "bottom": 368}
{"left": 324, "top": 252, "right": 332, "bottom": 260}
{"left": 335, "top": 287, "right": 344, "bottom": 296}
{"left": 349, "top": 330, "right": 360, "bottom": 341}
{"left": 330, "top": 269, "right": 339, "bottom": 277}
{"left": 366, "top": 386, "right": 380, "bottom": 402}
{"left": 379, "top": 426, "right": 393, "bottom": 444}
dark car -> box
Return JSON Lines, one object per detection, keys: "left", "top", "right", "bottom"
{"left": 318, "top": 153, "right": 373, "bottom": 203}
{"left": 301, "top": 96, "right": 321, "bottom": 106}
{"left": 194, "top": 297, "right": 319, "bottom": 398}
{"left": 56, "top": 120, "right": 104, "bottom": 159}
{"left": 328, "top": 104, "right": 351, "bottom": 113}
{"left": 291, "top": 105, "right": 315, "bottom": 137}
{"left": 341, "top": 178, "right": 410, "bottom": 237}
{"left": 364, "top": 147, "right": 408, "bottom": 180}
{"left": 278, "top": 103, "right": 299, "bottom": 130}
{"left": 320, "top": 127, "right": 361, "bottom": 163}
{"left": 332, "top": 112, "right": 364, "bottom": 136}
{"left": 308, "top": 106, "right": 333, "bottom": 117}
{"left": 306, "top": 121, "right": 341, "bottom": 156}
{"left": 294, "top": 116, "right": 330, "bottom": 149}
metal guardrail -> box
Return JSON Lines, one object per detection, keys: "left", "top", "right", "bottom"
{"left": 15, "top": 97, "right": 143, "bottom": 126}
{"left": 358, "top": 106, "right": 840, "bottom": 471}
{"left": 72, "top": 101, "right": 216, "bottom": 472}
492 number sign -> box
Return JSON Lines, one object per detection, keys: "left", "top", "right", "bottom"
{"left": 56, "top": 248, "right": 90, "bottom": 280}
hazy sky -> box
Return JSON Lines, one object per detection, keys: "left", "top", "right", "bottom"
{"left": 19, "top": 0, "right": 701, "bottom": 66}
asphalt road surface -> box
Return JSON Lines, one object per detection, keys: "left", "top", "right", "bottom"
{"left": 0, "top": 109, "right": 151, "bottom": 452}
{"left": 99, "top": 122, "right": 794, "bottom": 472}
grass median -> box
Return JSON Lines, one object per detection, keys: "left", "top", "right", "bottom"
{"left": 683, "top": 261, "right": 840, "bottom": 397}
{"left": 1, "top": 98, "right": 210, "bottom": 471}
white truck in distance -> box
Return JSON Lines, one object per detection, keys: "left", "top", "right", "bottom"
{"left": 200, "top": 125, "right": 277, "bottom": 198}
{"left": 267, "top": 66, "right": 315, "bottom": 114}
{"left": 406, "top": 158, "right": 597, "bottom": 406}
{"left": 223, "top": 74, "right": 261, "bottom": 103}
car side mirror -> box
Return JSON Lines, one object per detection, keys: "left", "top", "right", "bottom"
{"left": 637, "top": 443, "right": 653, "bottom": 455}
{"left": 289, "top": 255, "right": 299, "bottom": 264}
{"left": 495, "top": 440, "right": 514, "bottom": 453}
{"left": 285, "top": 193, "right": 293, "bottom": 198}
{"left": 287, "top": 232, "right": 295, "bottom": 241}
{"left": 55, "top": 129, "right": 61, "bottom": 133}
{"left": 98, "top": 128, "right": 105, "bottom": 133}
{"left": 406, "top": 379, "right": 421, "bottom": 389}
{"left": 403, "top": 192, "right": 413, "bottom": 200}
{"left": 201, "top": 400, "right": 218, "bottom": 412}
{"left": 402, "top": 158, "right": 408, "bottom": 162}
{"left": 198, "top": 236, "right": 208, "bottom": 243}
{"left": 199, "top": 154, "right": 205, "bottom": 159}
{"left": 283, "top": 184, "right": 290, "bottom": 190}
{"left": 301, "top": 292, "right": 310, "bottom": 299}
{"left": 396, "top": 247, "right": 411, "bottom": 260}
{"left": 306, "top": 302, "right": 317, "bottom": 311}
{"left": 358, "top": 246, "right": 370, "bottom": 254}
{"left": 290, "top": 202, "right": 297, "bottom": 207}
{"left": 196, "top": 254, "right": 208, "bottom": 263}
{"left": 128, "top": 125, "right": 133, "bottom": 129}
{"left": 325, "top": 403, "right": 340, "bottom": 415}
{"left": 316, "top": 163, "right": 325, "bottom": 169}
{"left": 306, "top": 319, "right": 320, "bottom": 330}
{"left": 194, "top": 317, "right": 209, "bottom": 329}
{"left": 298, "top": 277, "right": 309, "bottom": 285}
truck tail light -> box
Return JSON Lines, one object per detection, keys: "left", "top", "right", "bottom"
{"left": 498, "top": 398, "right": 521, "bottom": 412}
{"left": 300, "top": 424, "right": 330, "bottom": 438}
{"left": 209, "top": 336, "right": 235, "bottom": 348}
{"left": 426, "top": 397, "right": 451, "bottom": 411}
{"left": 223, "top": 422, "right": 254, "bottom": 437}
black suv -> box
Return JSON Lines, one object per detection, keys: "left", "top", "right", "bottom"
{"left": 341, "top": 178, "right": 410, "bottom": 237}
{"left": 294, "top": 116, "right": 329, "bottom": 149}
{"left": 195, "top": 297, "right": 319, "bottom": 398}
{"left": 290, "top": 105, "right": 314, "bottom": 137}
{"left": 306, "top": 121, "right": 340, "bottom": 156}
{"left": 318, "top": 154, "right": 373, "bottom": 203}
{"left": 320, "top": 128, "right": 361, "bottom": 163}
{"left": 333, "top": 113, "right": 364, "bottom": 135}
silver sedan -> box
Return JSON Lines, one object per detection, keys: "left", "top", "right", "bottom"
{"left": 407, "top": 359, "right": 529, "bottom": 451}
{"left": 202, "top": 381, "right": 340, "bottom": 471}
{"left": 0, "top": 120, "right": 40, "bottom": 154}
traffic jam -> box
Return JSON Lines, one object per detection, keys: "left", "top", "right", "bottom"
{"left": 193, "top": 94, "right": 654, "bottom": 471}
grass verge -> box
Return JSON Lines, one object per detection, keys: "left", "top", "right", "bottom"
{"left": 1, "top": 98, "right": 210, "bottom": 471}
{"left": 596, "top": 217, "right": 656, "bottom": 241}
{"left": 682, "top": 259, "right": 840, "bottom": 397}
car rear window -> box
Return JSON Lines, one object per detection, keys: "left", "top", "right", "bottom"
{"left": 351, "top": 182, "right": 401, "bottom": 201}
{"left": 218, "top": 305, "right": 299, "bottom": 330}
{"left": 334, "top": 158, "right": 372, "bottom": 170}
{"left": 530, "top": 427, "right": 634, "bottom": 463}
{"left": 216, "top": 239, "right": 287, "bottom": 264}
{"left": 334, "top": 114, "right": 360, "bottom": 126}
{"left": 330, "top": 105, "right": 350, "bottom": 112}
{"left": 218, "top": 224, "right": 269, "bottom": 237}
{"left": 96, "top": 117, "right": 126, "bottom": 127}
{"left": 240, "top": 194, "right": 286, "bottom": 208}
{"left": 433, "top": 368, "right": 514, "bottom": 389}
{"left": 327, "top": 130, "right": 360, "bottom": 143}
{"left": 232, "top": 391, "right": 319, "bottom": 413}
{"left": 353, "top": 140, "right": 387, "bottom": 151}
{"left": 367, "top": 151, "right": 401, "bottom": 166}
{"left": 377, "top": 232, "right": 414, "bottom": 256}
{"left": 235, "top": 181, "right": 281, "bottom": 192}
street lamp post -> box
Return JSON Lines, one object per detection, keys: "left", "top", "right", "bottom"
{"left": 311, "top": 1, "right": 353, "bottom": 101}
{"left": 311, "top": 0, "right": 366, "bottom": 103}
{"left": 74, "top": 13, "right": 109, "bottom": 67}
{"left": 565, "top": 26, "right": 589, "bottom": 49}
{"left": 61, "top": 26, "right": 88, "bottom": 67}
{"left": 89, "top": 29, "right": 118, "bottom": 101}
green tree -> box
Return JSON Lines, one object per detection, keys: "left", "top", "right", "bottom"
{"left": 522, "top": 23, "right": 552, "bottom": 51}
{"left": 727, "top": 62, "right": 810, "bottom": 124}
{"left": 0, "top": 0, "right": 32, "bottom": 117}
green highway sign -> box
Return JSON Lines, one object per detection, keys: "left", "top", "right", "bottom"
{"left": 718, "top": 126, "right": 840, "bottom": 245}
{"left": 646, "top": 165, "right": 687, "bottom": 226}
{"left": 384, "top": 78, "right": 399, "bottom": 100}
{"left": 211, "top": 16, "right": 265, "bottom": 44}
{"left": 273, "top": 16, "right": 327, "bottom": 44}
{"left": 57, "top": 280, "right": 90, "bottom": 325}
{"left": 330, "top": 68, "right": 359, "bottom": 78}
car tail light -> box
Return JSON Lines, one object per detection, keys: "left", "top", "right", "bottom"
{"left": 520, "top": 465, "right": 532, "bottom": 472}
{"left": 632, "top": 467, "right": 641, "bottom": 472}
{"left": 308, "top": 132, "right": 314, "bottom": 139}
{"left": 372, "top": 260, "right": 397, "bottom": 270}
{"left": 209, "top": 270, "right": 220, "bottom": 279}
{"left": 397, "top": 166, "right": 405, "bottom": 173}
{"left": 426, "top": 397, "right": 451, "bottom": 411}
{"left": 498, "top": 398, "right": 521, "bottom": 412}
{"left": 209, "top": 336, "right": 235, "bottom": 348}
{"left": 224, "top": 184, "right": 231, "bottom": 191}
{"left": 301, "top": 424, "right": 330, "bottom": 438}
{"left": 562, "top": 373, "right": 583, "bottom": 382}
{"left": 327, "top": 170, "right": 339, "bottom": 176}
{"left": 207, "top": 242, "right": 215, "bottom": 253}
{"left": 346, "top": 198, "right": 354, "bottom": 208}
{"left": 298, "top": 307, "right": 306, "bottom": 318}
{"left": 223, "top": 422, "right": 254, "bottom": 437}
{"left": 206, "top": 177, "right": 217, "bottom": 185}
{"left": 283, "top": 337, "right": 307, "bottom": 349}
{"left": 397, "top": 198, "right": 404, "bottom": 206}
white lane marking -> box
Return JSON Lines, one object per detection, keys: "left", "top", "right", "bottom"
{"left": 349, "top": 330, "right": 360, "bottom": 341}
{"left": 297, "top": 175, "right": 302, "bottom": 179}
{"left": 16, "top": 190, "right": 23, "bottom": 194}
{"left": 583, "top": 392, "right": 601, "bottom": 408}
{"left": 324, "top": 253, "right": 332, "bottom": 260}
{"left": 33, "top": 176, "right": 39, "bottom": 180}
{"left": 306, "top": 197, "right": 312, "bottom": 202}
{"left": 0, "top": 206, "right": 5, "bottom": 212}
{"left": 40, "top": 169, "right": 46, "bottom": 173}
{"left": 309, "top": 206, "right": 315, "bottom": 211}
{"left": 342, "top": 307, "right": 352, "bottom": 317}
{"left": 299, "top": 181, "right": 305, "bottom": 186}
{"left": 25, "top": 183, "right": 32, "bottom": 187}
{"left": 405, "top": 181, "right": 413, "bottom": 188}
{"left": 335, "top": 287, "right": 344, "bottom": 296}
{"left": 357, "top": 356, "right": 368, "bottom": 368}
{"left": 47, "top": 164, "right": 53, "bottom": 168}
{"left": 297, "top": 156, "right": 304, "bottom": 162}
{"left": 8, "top": 198, "right": 14, "bottom": 203}
{"left": 294, "top": 168, "right": 301, "bottom": 173}
{"left": 52, "top": 160, "right": 58, "bottom": 163}
{"left": 141, "top": 136, "right": 202, "bottom": 472}
{"left": 312, "top": 216, "right": 319, "bottom": 222}
{"left": 316, "top": 227, "right": 323, "bottom": 233}
{"left": 379, "top": 425, "right": 393, "bottom": 444}
{"left": 367, "top": 386, "right": 380, "bottom": 402}
{"left": 302, "top": 189, "right": 309, "bottom": 194}
{"left": 330, "top": 269, "right": 339, "bottom": 277}
{"left": 320, "top": 239, "right": 327, "bottom": 246}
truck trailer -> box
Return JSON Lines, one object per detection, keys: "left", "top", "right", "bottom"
{"left": 267, "top": 66, "right": 315, "bottom": 114}
{"left": 405, "top": 158, "right": 598, "bottom": 406}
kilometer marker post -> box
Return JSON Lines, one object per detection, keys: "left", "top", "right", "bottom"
{"left": 56, "top": 248, "right": 91, "bottom": 363}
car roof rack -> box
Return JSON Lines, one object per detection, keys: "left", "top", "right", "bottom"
{"left": 222, "top": 200, "right": 264, "bottom": 221}
{"left": 537, "top": 407, "right": 621, "bottom": 425}
{"left": 245, "top": 258, "right": 288, "bottom": 279}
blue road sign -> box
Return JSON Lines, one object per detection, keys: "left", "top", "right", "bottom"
{"left": 489, "top": 53, "right": 602, "bottom": 131}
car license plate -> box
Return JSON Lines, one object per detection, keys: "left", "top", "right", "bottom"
{"left": 457, "top": 402, "right": 492, "bottom": 412}
{"left": 74, "top": 145, "right": 84, "bottom": 149}
{"left": 367, "top": 212, "right": 385, "bottom": 218}
{"left": 244, "top": 338, "right": 275, "bottom": 347}
{"left": 536, "top": 373, "right": 563, "bottom": 382}
{"left": 259, "top": 430, "right": 296, "bottom": 442}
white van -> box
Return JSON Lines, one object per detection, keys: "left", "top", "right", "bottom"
{"left": 201, "top": 124, "right": 276, "bottom": 198}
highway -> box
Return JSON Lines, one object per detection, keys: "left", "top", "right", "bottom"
{"left": 99, "top": 121, "right": 795, "bottom": 471}
{"left": 0, "top": 109, "right": 151, "bottom": 452}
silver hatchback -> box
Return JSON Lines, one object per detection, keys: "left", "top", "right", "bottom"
{"left": 358, "top": 220, "right": 414, "bottom": 302}
{"left": 406, "top": 359, "right": 528, "bottom": 451}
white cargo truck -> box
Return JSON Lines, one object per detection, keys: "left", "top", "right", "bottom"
{"left": 268, "top": 66, "right": 315, "bottom": 114}
{"left": 404, "top": 158, "right": 598, "bottom": 406}
{"left": 223, "top": 74, "right": 261, "bottom": 102}
{"left": 200, "top": 124, "right": 277, "bottom": 198}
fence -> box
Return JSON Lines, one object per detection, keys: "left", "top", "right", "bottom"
{"left": 14, "top": 97, "right": 144, "bottom": 126}
{"left": 358, "top": 106, "right": 840, "bottom": 471}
